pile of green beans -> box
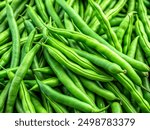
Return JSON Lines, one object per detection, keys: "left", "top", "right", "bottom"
{"left": 0, "top": 0, "right": 150, "bottom": 113}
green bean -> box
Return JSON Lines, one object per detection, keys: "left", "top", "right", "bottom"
{"left": 24, "top": 20, "right": 35, "bottom": 33}
{"left": 0, "top": 0, "right": 28, "bottom": 33}
{"left": 30, "top": 77, "right": 61, "bottom": 92}
{"left": 127, "top": 0, "right": 135, "bottom": 13}
{"left": 0, "top": 48, "right": 11, "bottom": 69}
{"left": 79, "top": 0, "right": 84, "bottom": 19}
{"left": 38, "top": 0, "right": 150, "bottom": 73}
{"left": 5, "top": 44, "right": 40, "bottom": 112}
{"left": 0, "top": 0, "right": 22, "bottom": 24}
{"left": 6, "top": 3, "right": 20, "bottom": 67}
{"left": 114, "top": 73, "right": 150, "bottom": 112}
{"left": 84, "top": 1, "right": 93, "bottom": 24}
{"left": 21, "top": 29, "right": 36, "bottom": 61}
{"left": 45, "top": 36, "right": 109, "bottom": 75}
{"left": 36, "top": 76, "right": 108, "bottom": 113}
{"left": 44, "top": 44, "right": 113, "bottom": 82}
{"left": 27, "top": 5, "right": 45, "bottom": 30}
{"left": 127, "top": 36, "right": 139, "bottom": 58}
{"left": 66, "top": 69, "right": 86, "bottom": 94}
{"left": 46, "top": 97, "right": 68, "bottom": 113}
{"left": 0, "top": 70, "right": 14, "bottom": 112}
{"left": 143, "top": 77, "right": 150, "bottom": 104}
{"left": 45, "top": 0, "right": 64, "bottom": 28}
{"left": 45, "top": 26, "right": 144, "bottom": 86}
{"left": 138, "top": 0, "right": 150, "bottom": 41}
{"left": 111, "top": 102, "right": 123, "bottom": 113}
{"left": 109, "top": 17, "right": 123, "bottom": 27}
{"left": 123, "top": 13, "right": 134, "bottom": 54}
{"left": 86, "top": 90, "right": 95, "bottom": 103}
{"left": 135, "top": 17, "right": 150, "bottom": 61}
{"left": 106, "top": 0, "right": 128, "bottom": 20}
{"left": 15, "top": 98, "right": 25, "bottom": 113}
{"left": 41, "top": 94, "right": 53, "bottom": 113}
{"left": 79, "top": 77, "right": 118, "bottom": 101}
{"left": 116, "top": 12, "right": 133, "bottom": 45}
{"left": 44, "top": 49, "right": 98, "bottom": 108}
{"left": 30, "top": 93, "right": 47, "bottom": 113}
{"left": 33, "top": 67, "right": 54, "bottom": 75}
{"left": 89, "top": 0, "right": 122, "bottom": 52}
{"left": 0, "top": 67, "right": 32, "bottom": 79}
{"left": 35, "top": 0, "right": 49, "bottom": 23}
{"left": 103, "top": 82, "right": 137, "bottom": 113}
{"left": 19, "top": 81, "right": 35, "bottom": 113}
{"left": 96, "top": 96, "right": 106, "bottom": 113}
{"left": 104, "top": 0, "right": 117, "bottom": 14}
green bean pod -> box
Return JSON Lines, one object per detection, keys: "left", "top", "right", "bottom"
{"left": 19, "top": 81, "right": 35, "bottom": 113}
{"left": 35, "top": 0, "right": 49, "bottom": 23}
{"left": 46, "top": 36, "right": 109, "bottom": 75}
{"left": 44, "top": 44, "right": 113, "bottom": 82}
{"left": 44, "top": 49, "right": 98, "bottom": 108}
{"left": 103, "top": 82, "right": 137, "bottom": 113}
{"left": 89, "top": 0, "right": 122, "bottom": 52}
{"left": 111, "top": 102, "right": 123, "bottom": 113}
{"left": 30, "top": 93, "right": 47, "bottom": 113}
{"left": 36, "top": 77, "right": 108, "bottom": 113}
{"left": 45, "top": 26, "right": 143, "bottom": 86}
{"left": 138, "top": 0, "right": 150, "bottom": 41}
{"left": 5, "top": 44, "right": 40, "bottom": 112}
{"left": 73, "top": 48, "right": 125, "bottom": 74}
{"left": 116, "top": 12, "right": 133, "bottom": 45}
{"left": 30, "top": 77, "right": 61, "bottom": 92}
{"left": 6, "top": 3, "right": 20, "bottom": 67}
{"left": 135, "top": 17, "right": 150, "bottom": 60}
{"left": 127, "top": 36, "right": 139, "bottom": 58}
{"left": 79, "top": 77, "right": 118, "bottom": 101}
{"left": 114, "top": 73, "right": 150, "bottom": 112}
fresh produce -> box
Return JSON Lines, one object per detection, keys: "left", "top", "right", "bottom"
{"left": 0, "top": 0, "right": 150, "bottom": 113}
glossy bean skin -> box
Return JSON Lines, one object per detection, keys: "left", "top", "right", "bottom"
{"left": 116, "top": 12, "right": 133, "bottom": 45}
{"left": 111, "top": 102, "right": 123, "bottom": 113}
{"left": 135, "top": 18, "right": 150, "bottom": 63}
{"left": 21, "top": 29, "right": 36, "bottom": 61}
{"left": 127, "top": 36, "right": 139, "bottom": 58}
{"left": 143, "top": 77, "right": 150, "bottom": 104}
{"left": 35, "top": 0, "right": 49, "bottom": 23}
{"left": 123, "top": 13, "right": 134, "bottom": 54}
{"left": 96, "top": 96, "right": 106, "bottom": 113}
{"left": 0, "top": 48, "right": 11, "bottom": 69}
{"left": 106, "top": 0, "right": 128, "bottom": 20}
{"left": 36, "top": 77, "right": 107, "bottom": 113}
{"left": 6, "top": 3, "right": 20, "bottom": 67}
{"left": 79, "top": 77, "right": 118, "bottom": 101}
{"left": 43, "top": 49, "right": 98, "bottom": 108}
{"left": 137, "top": 0, "right": 150, "bottom": 41}
{"left": 29, "top": 0, "right": 149, "bottom": 73}
{"left": 45, "top": 36, "right": 110, "bottom": 76}
{"left": 44, "top": 44, "right": 113, "bottom": 82}
{"left": 15, "top": 98, "right": 25, "bottom": 113}
{"left": 5, "top": 44, "right": 40, "bottom": 112}
{"left": 113, "top": 73, "right": 150, "bottom": 112}
{"left": 30, "top": 93, "right": 47, "bottom": 113}
{"left": 66, "top": 69, "right": 86, "bottom": 94}
{"left": 45, "top": 26, "right": 143, "bottom": 86}
{"left": 45, "top": 0, "right": 64, "bottom": 28}
{"left": 30, "top": 77, "right": 61, "bottom": 92}
{"left": 73, "top": 44, "right": 125, "bottom": 74}
{"left": 103, "top": 82, "right": 137, "bottom": 113}
{"left": 19, "top": 81, "right": 35, "bottom": 113}
{"left": 89, "top": 0, "right": 122, "bottom": 52}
